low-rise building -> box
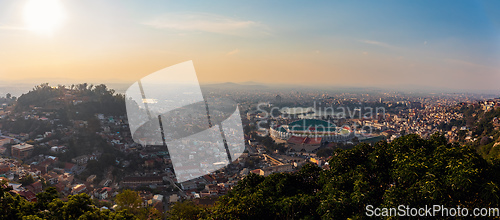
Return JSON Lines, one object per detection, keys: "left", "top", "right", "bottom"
{"left": 11, "top": 143, "right": 34, "bottom": 159}
{"left": 72, "top": 184, "right": 87, "bottom": 195}
{"left": 121, "top": 176, "right": 163, "bottom": 187}
{"left": 94, "top": 188, "right": 109, "bottom": 200}
{"left": 259, "top": 164, "right": 294, "bottom": 177}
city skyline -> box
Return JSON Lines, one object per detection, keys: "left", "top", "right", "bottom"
{"left": 1, "top": 0, "right": 500, "bottom": 91}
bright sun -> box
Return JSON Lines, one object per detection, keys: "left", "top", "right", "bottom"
{"left": 23, "top": 0, "right": 65, "bottom": 34}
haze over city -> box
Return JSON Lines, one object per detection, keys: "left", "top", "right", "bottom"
{"left": 0, "top": 0, "right": 499, "bottom": 93}
{"left": 3, "top": 1, "right": 500, "bottom": 219}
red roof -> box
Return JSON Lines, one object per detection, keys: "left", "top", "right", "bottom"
{"left": 55, "top": 183, "right": 65, "bottom": 192}
{"left": 18, "top": 190, "right": 37, "bottom": 202}
{"left": 287, "top": 136, "right": 322, "bottom": 145}
{"left": 73, "top": 184, "right": 86, "bottom": 193}
{"left": 29, "top": 181, "right": 43, "bottom": 193}
{"left": 305, "top": 137, "right": 322, "bottom": 145}
{"left": 250, "top": 169, "right": 262, "bottom": 174}
{"left": 288, "top": 136, "right": 306, "bottom": 144}
{"left": 102, "top": 187, "right": 112, "bottom": 192}
{"left": 64, "top": 162, "right": 76, "bottom": 170}
{"left": 203, "top": 175, "right": 216, "bottom": 183}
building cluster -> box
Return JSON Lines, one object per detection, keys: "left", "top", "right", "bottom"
{"left": 251, "top": 95, "right": 500, "bottom": 148}
{"left": 0, "top": 86, "right": 499, "bottom": 210}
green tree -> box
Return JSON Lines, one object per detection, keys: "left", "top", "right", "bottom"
{"left": 35, "top": 187, "right": 58, "bottom": 211}
{"left": 0, "top": 180, "right": 33, "bottom": 219}
{"left": 115, "top": 189, "right": 143, "bottom": 214}
{"left": 20, "top": 175, "right": 35, "bottom": 186}
{"left": 62, "top": 193, "right": 93, "bottom": 219}
{"left": 316, "top": 147, "right": 334, "bottom": 158}
{"left": 210, "top": 133, "right": 500, "bottom": 219}
{"left": 167, "top": 200, "right": 207, "bottom": 220}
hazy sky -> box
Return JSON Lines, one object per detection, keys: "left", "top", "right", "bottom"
{"left": 1, "top": 0, "right": 500, "bottom": 91}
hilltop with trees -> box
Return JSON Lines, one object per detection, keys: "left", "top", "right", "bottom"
{"left": 15, "top": 83, "right": 125, "bottom": 117}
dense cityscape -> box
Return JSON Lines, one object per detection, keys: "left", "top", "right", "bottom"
{"left": 2, "top": 1, "right": 500, "bottom": 218}
{"left": 0, "top": 83, "right": 499, "bottom": 218}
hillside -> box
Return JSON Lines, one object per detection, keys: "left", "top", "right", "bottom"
{"left": 458, "top": 104, "right": 500, "bottom": 161}
{"left": 169, "top": 134, "right": 500, "bottom": 219}
{"left": 1, "top": 134, "right": 499, "bottom": 219}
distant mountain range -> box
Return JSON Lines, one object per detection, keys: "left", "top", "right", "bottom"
{"left": 1, "top": 79, "right": 499, "bottom": 97}
{"left": 201, "top": 82, "right": 269, "bottom": 90}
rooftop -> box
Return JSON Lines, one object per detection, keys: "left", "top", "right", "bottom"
{"left": 287, "top": 136, "right": 322, "bottom": 145}
{"left": 12, "top": 143, "right": 34, "bottom": 150}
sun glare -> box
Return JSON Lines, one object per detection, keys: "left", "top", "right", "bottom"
{"left": 23, "top": 0, "right": 65, "bottom": 35}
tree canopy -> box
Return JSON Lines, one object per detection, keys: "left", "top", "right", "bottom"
{"left": 0, "top": 181, "right": 162, "bottom": 220}
{"left": 168, "top": 134, "right": 500, "bottom": 219}
{"left": 2, "top": 133, "right": 500, "bottom": 219}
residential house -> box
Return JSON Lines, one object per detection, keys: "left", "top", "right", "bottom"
{"left": 26, "top": 181, "right": 43, "bottom": 194}
{"left": 64, "top": 163, "right": 78, "bottom": 174}
{"left": 94, "top": 188, "right": 109, "bottom": 200}
{"left": 72, "top": 184, "right": 87, "bottom": 195}
{"left": 17, "top": 190, "right": 37, "bottom": 202}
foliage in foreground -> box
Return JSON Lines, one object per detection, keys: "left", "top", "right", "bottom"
{"left": 169, "top": 134, "right": 500, "bottom": 219}
{"left": 2, "top": 134, "right": 499, "bottom": 219}
{"left": 0, "top": 185, "right": 162, "bottom": 220}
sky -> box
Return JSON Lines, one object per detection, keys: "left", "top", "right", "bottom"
{"left": 0, "top": 0, "right": 500, "bottom": 92}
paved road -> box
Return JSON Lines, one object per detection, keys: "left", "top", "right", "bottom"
{"left": 167, "top": 177, "right": 186, "bottom": 198}
{"left": 246, "top": 144, "right": 258, "bottom": 154}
